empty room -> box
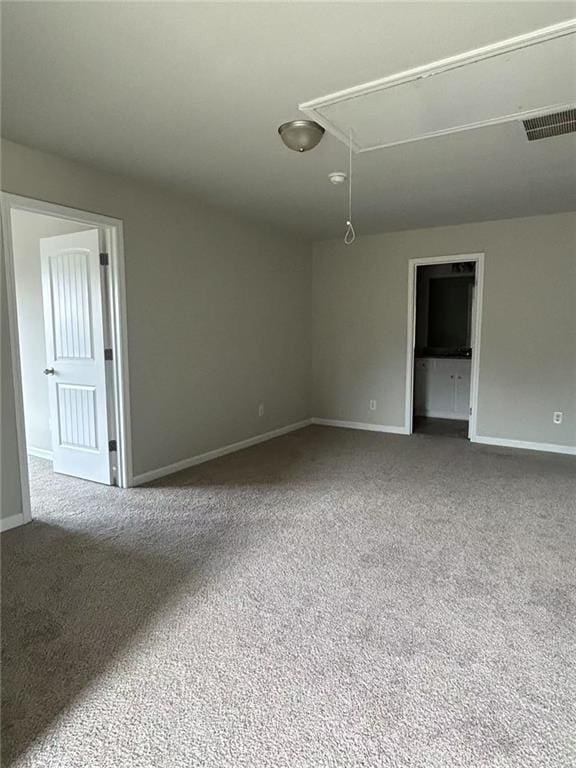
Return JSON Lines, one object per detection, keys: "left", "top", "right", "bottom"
{"left": 1, "top": 2, "right": 575, "bottom": 767}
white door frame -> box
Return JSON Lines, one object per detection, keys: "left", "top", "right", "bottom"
{"left": 1, "top": 193, "right": 133, "bottom": 525}
{"left": 404, "top": 252, "right": 485, "bottom": 438}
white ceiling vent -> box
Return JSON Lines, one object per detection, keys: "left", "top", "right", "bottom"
{"left": 522, "top": 108, "right": 576, "bottom": 141}
{"left": 299, "top": 20, "right": 576, "bottom": 153}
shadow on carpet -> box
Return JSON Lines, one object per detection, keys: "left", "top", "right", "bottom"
{"left": 1, "top": 512, "right": 254, "bottom": 764}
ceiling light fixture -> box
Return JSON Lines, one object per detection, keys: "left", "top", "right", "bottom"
{"left": 278, "top": 120, "right": 325, "bottom": 152}
{"left": 278, "top": 121, "right": 356, "bottom": 243}
{"left": 328, "top": 171, "right": 347, "bottom": 185}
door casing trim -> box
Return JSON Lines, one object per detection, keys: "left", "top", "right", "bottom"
{"left": 404, "top": 252, "right": 485, "bottom": 439}
{"left": 1, "top": 193, "right": 133, "bottom": 527}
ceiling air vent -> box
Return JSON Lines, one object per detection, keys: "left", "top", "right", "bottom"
{"left": 522, "top": 108, "right": 576, "bottom": 141}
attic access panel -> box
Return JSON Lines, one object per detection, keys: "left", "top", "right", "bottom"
{"left": 299, "top": 20, "right": 576, "bottom": 152}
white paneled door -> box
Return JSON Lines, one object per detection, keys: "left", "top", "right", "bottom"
{"left": 40, "top": 229, "right": 113, "bottom": 484}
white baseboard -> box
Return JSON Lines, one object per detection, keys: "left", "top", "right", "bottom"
{"left": 472, "top": 435, "right": 576, "bottom": 456}
{"left": 117, "top": 416, "right": 576, "bottom": 486}
{"left": 311, "top": 419, "right": 574, "bottom": 455}
{"left": 0, "top": 513, "right": 28, "bottom": 532}
{"left": 311, "top": 417, "right": 408, "bottom": 435}
{"left": 27, "top": 446, "right": 53, "bottom": 461}
{"left": 132, "top": 419, "right": 312, "bottom": 485}
{"left": 415, "top": 410, "right": 468, "bottom": 421}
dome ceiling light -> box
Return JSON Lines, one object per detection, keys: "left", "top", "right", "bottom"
{"left": 278, "top": 120, "right": 325, "bottom": 152}
{"left": 328, "top": 171, "right": 347, "bottom": 185}
{"left": 278, "top": 119, "right": 357, "bottom": 245}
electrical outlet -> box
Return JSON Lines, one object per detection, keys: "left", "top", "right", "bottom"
{"left": 369, "top": 400, "right": 377, "bottom": 411}
{"left": 553, "top": 411, "right": 563, "bottom": 425}
{"left": 258, "top": 403, "right": 265, "bottom": 417}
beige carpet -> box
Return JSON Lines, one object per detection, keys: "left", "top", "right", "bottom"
{"left": 2, "top": 426, "right": 575, "bottom": 767}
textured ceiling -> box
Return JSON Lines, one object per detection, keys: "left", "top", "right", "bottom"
{"left": 2, "top": 2, "right": 575, "bottom": 240}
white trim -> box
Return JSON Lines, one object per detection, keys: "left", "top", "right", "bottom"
{"left": 105, "top": 219, "right": 133, "bottom": 488}
{"left": 299, "top": 19, "right": 576, "bottom": 153}
{"left": 1, "top": 193, "right": 133, "bottom": 521}
{"left": 404, "top": 252, "right": 485, "bottom": 440}
{"left": 0, "top": 513, "right": 29, "bottom": 533}
{"left": 132, "top": 420, "right": 312, "bottom": 485}
{"left": 472, "top": 435, "right": 576, "bottom": 456}
{"left": 27, "top": 447, "right": 53, "bottom": 461}
{"left": 311, "top": 419, "right": 575, "bottom": 456}
{"left": 311, "top": 418, "right": 408, "bottom": 435}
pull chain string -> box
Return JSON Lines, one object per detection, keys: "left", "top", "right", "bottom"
{"left": 344, "top": 132, "right": 356, "bottom": 245}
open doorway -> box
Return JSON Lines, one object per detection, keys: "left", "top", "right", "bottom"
{"left": 2, "top": 195, "right": 132, "bottom": 525}
{"left": 404, "top": 253, "right": 484, "bottom": 440}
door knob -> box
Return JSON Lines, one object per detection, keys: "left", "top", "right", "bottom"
{"left": 43, "top": 368, "right": 55, "bottom": 375}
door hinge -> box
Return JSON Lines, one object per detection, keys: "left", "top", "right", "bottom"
{"left": 109, "top": 439, "right": 117, "bottom": 452}
{"left": 469, "top": 406, "right": 472, "bottom": 415}
{"left": 100, "top": 252, "right": 109, "bottom": 266}
{"left": 104, "top": 348, "right": 113, "bottom": 361}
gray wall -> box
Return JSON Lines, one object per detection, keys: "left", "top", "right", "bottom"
{"left": 2, "top": 138, "right": 574, "bottom": 524}
{"left": 312, "top": 212, "right": 576, "bottom": 447}
{"left": 11, "top": 210, "right": 91, "bottom": 453}
{"left": 2, "top": 139, "right": 312, "bottom": 483}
